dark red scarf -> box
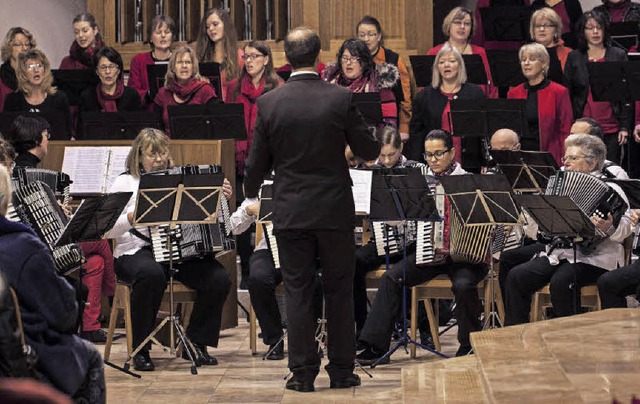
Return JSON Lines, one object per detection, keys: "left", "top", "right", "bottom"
{"left": 68, "top": 38, "right": 105, "bottom": 68}
{"left": 96, "top": 80, "right": 125, "bottom": 112}
{"left": 167, "top": 78, "right": 209, "bottom": 102}
{"left": 240, "top": 73, "right": 265, "bottom": 102}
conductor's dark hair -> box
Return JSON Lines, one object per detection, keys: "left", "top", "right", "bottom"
{"left": 576, "top": 10, "right": 611, "bottom": 52}
{"left": 94, "top": 46, "right": 124, "bottom": 81}
{"left": 575, "top": 117, "right": 604, "bottom": 140}
{"left": 284, "top": 27, "right": 321, "bottom": 69}
{"left": 356, "top": 15, "right": 384, "bottom": 46}
{"left": 9, "top": 115, "right": 50, "bottom": 154}
{"left": 376, "top": 125, "right": 402, "bottom": 150}
{"left": 425, "top": 129, "right": 453, "bottom": 150}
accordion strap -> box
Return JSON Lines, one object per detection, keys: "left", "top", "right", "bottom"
{"left": 129, "top": 228, "right": 151, "bottom": 244}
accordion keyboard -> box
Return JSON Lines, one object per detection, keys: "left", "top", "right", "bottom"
{"left": 415, "top": 221, "right": 435, "bottom": 265}
{"left": 262, "top": 222, "right": 281, "bottom": 269}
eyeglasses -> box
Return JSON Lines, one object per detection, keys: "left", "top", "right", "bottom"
{"left": 242, "top": 53, "right": 265, "bottom": 61}
{"left": 561, "top": 155, "right": 592, "bottom": 163}
{"left": 12, "top": 42, "right": 31, "bottom": 49}
{"left": 452, "top": 20, "right": 472, "bottom": 27}
{"left": 341, "top": 56, "right": 360, "bottom": 64}
{"left": 424, "top": 149, "right": 451, "bottom": 160}
{"left": 176, "top": 60, "right": 192, "bottom": 66}
{"left": 585, "top": 25, "right": 602, "bottom": 32}
{"left": 97, "top": 64, "right": 118, "bottom": 72}
{"left": 534, "top": 24, "right": 556, "bottom": 30}
{"left": 142, "top": 151, "right": 170, "bottom": 159}
{"left": 27, "top": 63, "right": 43, "bottom": 71}
{"left": 357, "top": 31, "right": 379, "bottom": 39}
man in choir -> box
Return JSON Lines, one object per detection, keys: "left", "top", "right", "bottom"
{"left": 489, "top": 128, "right": 521, "bottom": 151}
{"left": 243, "top": 27, "right": 379, "bottom": 392}
{"left": 570, "top": 117, "right": 629, "bottom": 179}
{"left": 356, "top": 129, "right": 487, "bottom": 363}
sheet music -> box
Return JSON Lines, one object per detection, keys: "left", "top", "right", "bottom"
{"left": 62, "top": 146, "right": 131, "bottom": 194}
{"left": 350, "top": 169, "right": 372, "bottom": 215}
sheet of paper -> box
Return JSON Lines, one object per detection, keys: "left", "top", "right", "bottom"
{"left": 350, "top": 168, "right": 372, "bottom": 215}
{"left": 62, "top": 147, "right": 111, "bottom": 194}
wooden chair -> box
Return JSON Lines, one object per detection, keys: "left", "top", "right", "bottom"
{"left": 103, "top": 281, "right": 197, "bottom": 361}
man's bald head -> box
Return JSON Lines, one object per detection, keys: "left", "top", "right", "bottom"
{"left": 284, "top": 27, "right": 321, "bottom": 70}
{"left": 490, "top": 129, "right": 520, "bottom": 151}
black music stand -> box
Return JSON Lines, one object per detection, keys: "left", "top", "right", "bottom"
{"left": 610, "top": 21, "right": 639, "bottom": 52}
{"left": 367, "top": 167, "right": 446, "bottom": 366}
{"left": 489, "top": 150, "right": 559, "bottom": 194}
{"left": 52, "top": 69, "right": 99, "bottom": 107}
{"left": 129, "top": 170, "right": 224, "bottom": 375}
{"left": 147, "top": 63, "right": 222, "bottom": 101}
{"left": 352, "top": 93, "right": 383, "bottom": 126}
{"left": 0, "top": 111, "right": 70, "bottom": 140}
{"left": 168, "top": 103, "right": 247, "bottom": 140}
{"left": 588, "top": 61, "right": 640, "bottom": 103}
{"left": 486, "top": 50, "right": 526, "bottom": 88}
{"left": 79, "top": 111, "right": 161, "bottom": 140}
{"left": 439, "top": 174, "right": 522, "bottom": 329}
{"left": 449, "top": 99, "right": 528, "bottom": 172}
{"left": 409, "top": 55, "right": 489, "bottom": 88}
{"left": 479, "top": 5, "right": 531, "bottom": 42}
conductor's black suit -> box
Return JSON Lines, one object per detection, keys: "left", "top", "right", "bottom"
{"left": 244, "top": 72, "right": 379, "bottom": 382}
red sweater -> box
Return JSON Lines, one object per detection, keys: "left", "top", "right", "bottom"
{"left": 427, "top": 43, "right": 498, "bottom": 99}
{"left": 507, "top": 81, "right": 573, "bottom": 165}
{"left": 0, "top": 78, "right": 13, "bottom": 111}
{"left": 153, "top": 84, "right": 217, "bottom": 136}
{"left": 127, "top": 51, "right": 156, "bottom": 105}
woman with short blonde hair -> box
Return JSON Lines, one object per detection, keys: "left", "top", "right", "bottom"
{"left": 529, "top": 7, "right": 573, "bottom": 83}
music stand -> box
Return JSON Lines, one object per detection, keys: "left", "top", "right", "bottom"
{"left": 486, "top": 50, "right": 526, "bottom": 88}
{"left": 367, "top": 167, "right": 446, "bottom": 366}
{"left": 128, "top": 170, "right": 224, "bottom": 375}
{"left": 439, "top": 174, "right": 522, "bottom": 329}
{"left": 610, "top": 21, "right": 639, "bottom": 52}
{"left": 479, "top": 5, "right": 531, "bottom": 42}
{"left": 0, "top": 111, "right": 70, "bottom": 140}
{"left": 52, "top": 69, "right": 99, "bottom": 107}
{"left": 449, "top": 99, "right": 528, "bottom": 172}
{"left": 79, "top": 111, "right": 161, "bottom": 140}
{"left": 351, "top": 93, "right": 383, "bottom": 126}
{"left": 490, "top": 150, "right": 559, "bottom": 194}
{"left": 409, "top": 55, "right": 489, "bottom": 88}
{"left": 168, "top": 103, "right": 247, "bottom": 140}
{"left": 147, "top": 62, "right": 222, "bottom": 102}
{"left": 588, "top": 61, "right": 640, "bottom": 103}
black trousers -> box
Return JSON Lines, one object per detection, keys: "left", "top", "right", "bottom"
{"left": 597, "top": 261, "right": 640, "bottom": 309}
{"left": 498, "top": 242, "right": 545, "bottom": 302}
{"left": 249, "top": 249, "right": 284, "bottom": 345}
{"left": 275, "top": 229, "right": 356, "bottom": 382}
{"left": 353, "top": 242, "right": 404, "bottom": 333}
{"left": 603, "top": 132, "right": 622, "bottom": 165}
{"left": 504, "top": 257, "right": 607, "bottom": 325}
{"left": 358, "top": 252, "right": 486, "bottom": 350}
{"left": 114, "top": 247, "right": 231, "bottom": 349}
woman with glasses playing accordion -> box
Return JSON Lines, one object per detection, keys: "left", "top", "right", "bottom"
{"left": 504, "top": 134, "right": 633, "bottom": 325}
{"left": 356, "top": 129, "right": 487, "bottom": 363}
{"left": 108, "top": 128, "right": 232, "bottom": 371}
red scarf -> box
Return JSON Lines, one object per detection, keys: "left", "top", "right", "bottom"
{"left": 96, "top": 80, "right": 125, "bottom": 112}
{"left": 236, "top": 74, "right": 265, "bottom": 173}
{"left": 68, "top": 38, "right": 105, "bottom": 68}
{"left": 240, "top": 74, "right": 265, "bottom": 102}
{"left": 167, "top": 78, "right": 209, "bottom": 101}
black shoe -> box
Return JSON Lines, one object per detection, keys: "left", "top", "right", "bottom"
{"left": 355, "top": 346, "right": 390, "bottom": 366}
{"left": 455, "top": 344, "right": 473, "bottom": 357}
{"left": 80, "top": 329, "right": 107, "bottom": 344}
{"left": 133, "top": 350, "right": 155, "bottom": 371}
{"left": 330, "top": 373, "right": 361, "bottom": 389}
{"left": 419, "top": 331, "right": 435, "bottom": 350}
{"left": 355, "top": 339, "right": 367, "bottom": 352}
{"left": 285, "top": 376, "right": 314, "bottom": 393}
{"left": 183, "top": 343, "right": 218, "bottom": 366}
{"left": 265, "top": 340, "right": 285, "bottom": 360}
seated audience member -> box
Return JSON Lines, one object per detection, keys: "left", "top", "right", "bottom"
{"left": 356, "top": 129, "right": 487, "bottom": 363}
{"left": 504, "top": 134, "right": 632, "bottom": 326}
{"left": 0, "top": 27, "right": 36, "bottom": 111}
{"left": 8, "top": 114, "right": 50, "bottom": 168}
{"left": 0, "top": 164, "right": 105, "bottom": 402}
{"left": 597, "top": 209, "right": 640, "bottom": 308}
{"left": 489, "top": 128, "right": 521, "bottom": 151}
{"left": 108, "top": 128, "right": 231, "bottom": 371}
{"left": 154, "top": 45, "right": 218, "bottom": 136}
{"left": 322, "top": 38, "right": 399, "bottom": 127}
{"left": 59, "top": 13, "right": 104, "bottom": 70}
{"left": 128, "top": 15, "right": 175, "bottom": 106}
{"left": 507, "top": 43, "right": 572, "bottom": 166}
{"left": 570, "top": 117, "right": 629, "bottom": 179}
{"left": 4, "top": 50, "right": 72, "bottom": 137}
{"left": 408, "top": 44, "right": 485, "bottom": 167}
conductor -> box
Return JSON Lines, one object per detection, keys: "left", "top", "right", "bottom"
{"left": 244, "top": 27, "right": 379, "bottom": 392}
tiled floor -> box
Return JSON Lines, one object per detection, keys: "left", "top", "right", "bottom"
{"left": 104, "top": 313, "right": 460, "bottom": 403}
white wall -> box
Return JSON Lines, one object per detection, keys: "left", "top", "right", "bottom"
{"left": 581, "top": 0, "right": 603, "bottom": 11}
{"left": 0, "top": 0, "right": 86, "bottom": 68}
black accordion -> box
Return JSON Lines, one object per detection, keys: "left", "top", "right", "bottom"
{"left": 13, "top": 167, "right": 72, "bottom": 206}
{"left": 545, "top": 170, "right": 628, "bottom": 247}
{"left": 149, "top": 165, "right": 235, "bottom": 264}
{"left": 257, "top": 182, "right": 280, "bottom": 269}
{"left": 9, "top": 181, "right": 85, "bottom": 275}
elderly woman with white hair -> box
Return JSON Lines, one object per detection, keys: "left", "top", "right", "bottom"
{"left": 507, "top": 42, "right": 572, "bottom": 166}
{"left": 504, "top": 133, "right": 633, "bottom": 326}
{"left": 408, "top": 43, "right": 485, "bottom": 169}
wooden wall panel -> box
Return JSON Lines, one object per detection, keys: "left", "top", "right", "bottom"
{"left": 328, "top": 0, "right": 406, "bottom": 39}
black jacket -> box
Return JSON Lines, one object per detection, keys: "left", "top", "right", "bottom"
{"left": 594, "top": 2, "right": 640, "bottom": 23}
{"left": 244, "top": 73, "right": 379, "bottom": 231}
{"left": 79, "top": 85, "right": 141, "bottom": 112}
{"left": 563, "top": 46, "right": 632, "bottom": 131}
{"left": 4, "top": 91, "right": 73, "bottom": 138}
{"left": 408, "top": 82, "right": 486, "bottom": 162}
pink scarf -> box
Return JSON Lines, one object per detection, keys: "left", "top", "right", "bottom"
{"left": 96, "top": 80, "right": 124, "bottom": 112}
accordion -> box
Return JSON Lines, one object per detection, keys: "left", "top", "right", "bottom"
{"left": 148, "top": 165, "right": 235, "bottom": 264}
{"left": 13, "top": 167, "right": 72, "bottom": 206}
{"left": 545, "top": 170, "right": 628, "bottom": 247}
{"left": 9, "top": 181, "right": 85, "bottom": 275}
{"left": 257, "top": 182, "right": 280, "bottom": 269}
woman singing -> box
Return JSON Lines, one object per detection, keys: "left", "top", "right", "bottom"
{"left": 0, "top": 27, "right": 36, "bottom": 111}
{"left": 59, "top": 13, "right": 104, "bottom": 70}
